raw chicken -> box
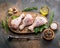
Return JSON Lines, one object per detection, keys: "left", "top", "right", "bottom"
{"left": 11, "top": 13, "right": 25, "bottom": 29}
{"left": 28, "top": 16, "right": 48, "bottom": 32}
{"left": 19, "top": 14, "right": 34, "bottom": 30}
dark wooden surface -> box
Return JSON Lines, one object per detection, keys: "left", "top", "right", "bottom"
{"left": 0, "top": 0, "right": 60, "bottom": 48}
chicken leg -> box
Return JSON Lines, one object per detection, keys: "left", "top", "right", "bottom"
{"left": 19, "top": 14, "right": 34, "bottom": 30}
{"left": 11, "top": 13, "right": 25, "bottom": 29}
{"left": 28, "top": 16, "right": 48, "bottom": 32}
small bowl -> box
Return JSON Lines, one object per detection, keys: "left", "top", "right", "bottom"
{"left": 42, "top": 28, "right": 55, "bottom": 40}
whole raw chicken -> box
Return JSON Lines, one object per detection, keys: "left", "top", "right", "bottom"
{"left": 19, "top": 14, "right": 34, "bottom": 30}
{"left": 28, "top": 16, "right": 48, "bottom": 32}
{"left": 11, "top": 13, "right": 25, "bottom": 29}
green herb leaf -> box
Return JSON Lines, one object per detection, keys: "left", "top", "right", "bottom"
{"left": 39, "top": 24, "right": 48, "bottom": 32}
{"left": 34, "top": 27, "right": 39, "bottom": 33}
{"left": 2, "top": 16, "right": 9, "bottom": 32}
{"left": 1, "top": 20, "right": 5, "bottom": 28}
{"left": 34, "top": 24, "right": 48, "bottom": 33}
{"left": 23, "top": 7, "right": 38, "bottom": 12}
{"left": 12, "top": 16, "right": 18, "bottom": 19}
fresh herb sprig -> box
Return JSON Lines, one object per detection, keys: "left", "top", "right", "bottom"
{"left": 34, "top": 24, "right": 48, "bottom": 33}
{"left": 2, "top": 16, "right": 9, "bottom": 32}
{"left": 48, "top": 12, "right": 54, "bottom": 27}
{"left": 2, "top": 20, "right": 6, "bottom": 28}
{"left": 23, "top": 7, "right": 38, "bottom": 12}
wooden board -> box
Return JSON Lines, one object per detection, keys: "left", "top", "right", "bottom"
{"left": 8, "top": 11, "right": 44, "bottom": 34}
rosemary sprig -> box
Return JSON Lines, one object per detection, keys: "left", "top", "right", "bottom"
{"left": 22, "top": 7, "right": 38, "bottom": 12}
{"left": 48, "top": 11, "right": 54, "bottom": 27}
{"left": 2, "top": 16, "right": 9, "bottom": 32}
{"left": 2, "top": 20, "right": 6, "bottom": 28}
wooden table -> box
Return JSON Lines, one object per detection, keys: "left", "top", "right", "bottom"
{"left": 0, "top": 0, "right": 60, "bottom": 48}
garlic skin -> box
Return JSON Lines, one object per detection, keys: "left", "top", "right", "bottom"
{"left": 50, "top": 23, "right": 58, "bottom": 30}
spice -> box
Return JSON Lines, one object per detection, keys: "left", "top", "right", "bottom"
{"left": 42, "top": 28, "right": 55, "bottom": 40}
{"left": 50, "top": 22, "right": 58, "bottom": 30}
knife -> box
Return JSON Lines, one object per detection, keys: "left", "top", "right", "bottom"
{"left": 7, "top": 35, "right": 40, "bottom": 41}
